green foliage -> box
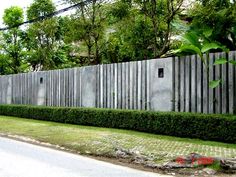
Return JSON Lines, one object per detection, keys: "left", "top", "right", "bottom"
{"left": 0, "top": 104, "right": 236, "bottom": 143}
{"left": 189, "top": 0, "right": 236, "bottom": 50}
{"left": 174, "top": 29, "right": 231, "bottom": 88}
{"left": 3, "top": 6, "right": 23, "bottom": 27}
{"left": 174, "top": 31, "right": 226, "bottom": 65}
{"left": 27, "top": 0, "right": 55, "bottom": 19}
{"left": 65, "top": 0, "right": 108, "bottom": 65}
{"left": 0, "top": 6, "right": 26, "bottom": 74}
{"left": 2, "top": 0, "right": 236, "bottom": 71}
{"left": 209, "top": 80, "right": 221, "bottom": 89}
{"left": 214, "top": 58, "right": 228, "bottom": 65}
{"left": 109, "top": 1, "right": 131, "bottom": 21}
{"left": 25, "top": 0, "right": 67, "bottom": 70}
{"left": 229, "top": 60, "right": 236, "bottom": 65}
{"left": 103, "top": 13, "right": 155, "bottom": 62}
{"left": 201, "top": 43, "right": 223, "bottom": 53}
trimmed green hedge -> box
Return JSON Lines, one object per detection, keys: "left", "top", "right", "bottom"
{"left": 0, "top": 104, "right": 235, "bottom": 143}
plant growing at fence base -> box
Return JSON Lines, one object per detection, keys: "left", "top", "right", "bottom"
{"left": 173, "top": 30, "right": 230, "bottom": 88}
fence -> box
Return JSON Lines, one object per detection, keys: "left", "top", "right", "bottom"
{"left": 0, "top": 51, "right": 235, "bottom": 114}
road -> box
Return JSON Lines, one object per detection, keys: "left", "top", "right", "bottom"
{"left": 0, "top": 137, "right": 171, "bottom": 177}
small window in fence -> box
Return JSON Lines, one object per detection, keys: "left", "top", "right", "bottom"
{"left": 40, "top": 77, "right": 43, "bottom": 84}
{"left": 158, "top": 68, "right": 164, "bottom": 78}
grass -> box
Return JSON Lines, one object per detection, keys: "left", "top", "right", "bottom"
{"left": 0, "top": 115, "right": 236, "bottom": 164}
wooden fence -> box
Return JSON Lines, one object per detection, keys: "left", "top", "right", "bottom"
{"left": 173, "top": 52, "right": 236, "bottom": 114}
{"left": 0, "top": 51, "right": 235, "bottom": 114}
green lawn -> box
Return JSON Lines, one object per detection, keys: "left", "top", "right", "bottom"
{"left": 0, "top": 115, "right": 236, "bottom": 164}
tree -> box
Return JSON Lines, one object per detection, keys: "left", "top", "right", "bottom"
{"left": 136, "top": 0, "right": 184, "bottom": 57}
{"left": 102, "top": 9, "right": 155, "bottom": 62}
{"left": 26, "top": 0, "right": 62, "bottom": 71}
{"left": 0, "top": 6, "right": 25, "bottom": 74}
{"left": 189, "top": 0, "right": 236, "bottom": 50}
{"left": 66, "top": 0, "right": 107, "bottom": 65}
{"left": 102, "top": 0, "right": 184, "bottom": 63}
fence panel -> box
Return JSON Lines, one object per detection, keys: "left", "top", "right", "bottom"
{"left": 0, "top": 52, "right": 235, "bottom": 114}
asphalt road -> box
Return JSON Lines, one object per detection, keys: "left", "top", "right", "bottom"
{"left": 0, "top": 137, "right": 171, "bottom": 177}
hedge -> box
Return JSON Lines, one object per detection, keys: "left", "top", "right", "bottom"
{"left": 0, "top": 104, "right": 235, "bottom": 143}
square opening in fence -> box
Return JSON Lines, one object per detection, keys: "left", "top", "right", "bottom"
{"left": 40, "top": 77, "right": 43, "bottom": 84}
{"left": 158, "top": 68, "right": 164, "bottom": 78}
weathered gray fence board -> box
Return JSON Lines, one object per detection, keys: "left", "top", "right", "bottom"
{"left": 180, "top": 57, "right": 185, "bottom": 112}
{"left": 137, "top": 61, "right": 141, "bottom": 110}
{"left": 117, "top": 63, "right": 121, "bottom": 109}
{"left": 185, "top": 56, "right": 190, "bottom": 112}
{"left": 221, "top": 52, "right": 228, "bottom": 114}
{"left": 209, "top": 53, "right": 214, "bottom": 113}
{"left": 141, "top": 61, "right": 146, "bottom": 110}
{"left": 113, "top": 64, "right": 117, "bottom": 109}
{"left": 126, "top": 62, "right": 130, "bottom": 109}
{"left": 215, "top": 53, "right": 222, "bottom": 113}
{"left": 146, "top": 60, "right": 151, "bottom": 110}
{"left": 202, "top": 55, "right": 208, "bottom": 114}
{"left": 107, "top": 64, "right": 111, "bottom": 108}
{"left": 129, "top": 62, "right": 133, "bottom": 109}
{"left": 111, "top": 64, "right": 115, "bottom": 109}
{"left": 99, "top": 65, "right": 104, "bottom": 108}
{"left": 132, "top": 62, "right": 137, "bottom": 109}
{"left": 190, "top": 55, "right": 197, "bottom": 112}
{"left": 174, "top": 57, "right": 180, "bottom": 111}
{"left": 196, "top": 56, "right": 202, "bottom": 113}
{"left": 121, "top": 63, "right": 125, "bottom": 109}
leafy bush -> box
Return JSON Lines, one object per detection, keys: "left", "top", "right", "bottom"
{"left": 0, "top": 104, "right": 235, "bottom": 143}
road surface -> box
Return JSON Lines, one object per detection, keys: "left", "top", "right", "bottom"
{"left": 0, "top": 137, "right": 171, "bottom": 177}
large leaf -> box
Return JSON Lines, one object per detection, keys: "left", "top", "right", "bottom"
{"left": 229, "top": 60, "right": 236, "bottom": 66}
{"left": 209, "top": 80, "right": 221, "bottom": 89}
{"left": 201, "top": 43, "right": 221, "bottom": 53}
{"left": 214, "top": 58, "right": 227, "bottom": 65}
{"left": 182, "top": 32, "right": 201, "bottom": 49}
{"left": 176, "top": 44, "right": 202, "bottom": 58}
{"left": 203, "top": 29, "right": 213, "bottom": 38}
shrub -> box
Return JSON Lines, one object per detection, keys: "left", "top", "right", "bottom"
{"left": 0, "top": 104, "right": 235, "bottom": 143}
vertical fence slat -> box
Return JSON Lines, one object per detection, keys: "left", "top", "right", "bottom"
{"left": 196, "top": 56, "right": 202, "bottom": 113}
{"left": 185, "top": 56, "right": 190, "bottom": 112}
{"left": 215, "top": 53, "right": 222, "bottom": 114}
{"left": 114, "top": 63, "right": 118, "bottom": 109}
{"left": 146, "top": 60, "right": 151, "bottom": 110}
{"left": 132, "top": 62, "right": 137, "bottom": 109}
{"left": 107, "top": 64, "right": 111, "bottom": 109}
{"left": 99, "top": 65, "right": 103, "bottom": 108}
{"left": 209, "top": 53, "right": 214, "bottom": 113}
{"left": 137, "top": 61, "right": 142, "bottom": 110}
{"left": 125, "top": 63, "right": 129, "bottom": 109}
{"left": 174, "top": 57, "right": 180, "bottom": 111}
{"left": 129, "top": 62, "right": 133, "bottom": 109}
{"left": 117, "top": 63, "right": 122, "bottom": 109}
{"left": 180, "top": 57, "right": 185, "bottom": 112}
{"left": 141, "top": 61, "right": 146, "bottom": 110}
{"left": 110, "top": 64, "right": 114, "bottom": 109}
{"left": 203, "top": 54, "right": 209, "bottom": 113}
{"left": 221, "top": 52, "right": 228, "bottom": 114}
{"left": 190, "top": 55, "right": 197, "bottom": 112}
{"left": 228, "top": 52, "right": 234, "bottom": 114}
{"left": 121, "top": 63, "right": 125, "bottom": 109}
